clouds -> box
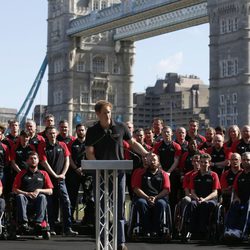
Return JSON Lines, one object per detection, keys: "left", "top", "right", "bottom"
{"left": 155, "top": 52, "right": 184, "bottom": 75}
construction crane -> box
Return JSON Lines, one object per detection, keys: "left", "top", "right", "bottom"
{"left": 15, "top": 55, "right": 48, "bottom": 128}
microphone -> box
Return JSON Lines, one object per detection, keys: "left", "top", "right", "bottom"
{"left": 104, "top": 129, "right": 113, "bottom": 135}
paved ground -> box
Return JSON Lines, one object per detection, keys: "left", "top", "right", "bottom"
{"left": 0, "top": 236, "right": 249, "bottom": 250}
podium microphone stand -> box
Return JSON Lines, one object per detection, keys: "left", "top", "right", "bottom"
{"left": 81, "top": 160, "right": 132, "bottom": 250}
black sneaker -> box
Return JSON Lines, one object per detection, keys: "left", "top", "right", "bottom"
{"left": 64, "top": 228, "right": 78, "bottom": 236}
{"left": 20, "top": 222, "right": 29, "bottom": 232}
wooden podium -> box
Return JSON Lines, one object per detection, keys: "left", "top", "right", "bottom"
{"left": 81, "top": 160, "right": 133, "bottom": 250}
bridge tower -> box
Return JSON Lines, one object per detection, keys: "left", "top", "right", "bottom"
{"left": 47, "top": 0, "right": 134, "bottom": 131}
{"left": 208, "top": 0, "right": 250, "bottom": 127}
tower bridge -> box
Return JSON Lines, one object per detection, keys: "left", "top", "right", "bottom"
{"left": 46, "top": 0, "right": 250, "bottom": 131}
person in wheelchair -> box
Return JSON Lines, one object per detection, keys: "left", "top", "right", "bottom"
{"left": 224, "top": 152, "right": 250, "bottom": 239}
{"left": 220, "top": 153, "right": 242, "bottom": 211}
{"left": 12, "top": 151, "right": 53, "bottom": 232}
{"left": 188, "top": 153, "right": 221, "bottom": 238}
{"left": 131, "top": 153, "right": 170, "bottom": 237}
{"left": 0, "top": 179, "right": 5, "bottom": 222}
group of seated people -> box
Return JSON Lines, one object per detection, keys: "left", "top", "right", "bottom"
{"left": 0, "top": 114, "right": 250, "bottom": 242}
{"left": 130, "top": 150, "right": 250, "bottom": 242}
{"left": 126, "top": 118, "right": 250, "bottom": 241}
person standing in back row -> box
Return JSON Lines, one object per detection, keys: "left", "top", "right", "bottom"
{"left": 185, "top": 119, "right": 206, "bottom": 147}
{"left": 67, "top": 123, "right": 94, "bottom": 225}
{"left": 38, "top": 126, "right": 78, "bottom": 236}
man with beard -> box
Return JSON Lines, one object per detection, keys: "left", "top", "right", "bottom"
{"left": 13, "top": 152, "right": 53, "bottom": 230}
{"left": 131, "top": 153, "right": 170, "bottom": 237}
{"left": 67, "top": 123, "right": 94, "bottom": 225}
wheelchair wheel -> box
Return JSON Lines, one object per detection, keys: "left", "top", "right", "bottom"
{"left": 180, "top": 206, "right": 191, "bottom": 243}
{"left": 0, "top": 228, "right": 8, "bottom": 240}
{"left": 208, "top": 204, "right": 224, "bottom": 243}
{"left": 162, "top": 204, "right": 172, "bottom": 242}
{"left": 173, "top": 202, "right": 181, "bottom": 238}
{"left": 215, "top": 205, "right": 225, "bottom": 242}
{"left": 127, "top": 201, "right": 141, "bottom": 241}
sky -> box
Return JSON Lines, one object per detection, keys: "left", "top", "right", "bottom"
{"left": 0, "top": 1, "right": 209, "bottom": 116}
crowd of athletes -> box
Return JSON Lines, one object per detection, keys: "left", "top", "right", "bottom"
{"left": 0, "top": 115, "right": 250, "bottom": 241}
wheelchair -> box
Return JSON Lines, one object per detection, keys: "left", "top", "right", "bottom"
{"left": 207, "top": 203, "right": 225, "bottom": 243}
{"left": 0, "top": 197, "right": 7, "bottom": 240}
{"left": 0, "top": 210, "right": 8, "bottom": 240}
{"left": 222, "top": 199, "right": 250, "bottom": 243}
{"left": 173, "top": 198, "right": 192, "bottom": 242}
{"left": 6, "top": 194, "right": 51, "bottom": 240}
{"left": 127, "top": 198, "right": 172, "bottom": 242}
{"left": 175, "top": 199, "right": 223, "bottom": 243}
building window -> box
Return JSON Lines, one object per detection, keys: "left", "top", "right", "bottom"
{"left": 54, "top": 58, "right": 63, "bottom": 73}
{"left": 77, "top": 60, "right": 85, "bottom": 72}
{"left": 93, "top": 1, "right": 99, "bottom": 10}
{"left": 220, "top": 58, "right": 238, "bottom": 77}
{"left": 220, "top": 95, "right": 225, "bottom": 105}
{"left": 234, "top": 17, "right": 238, "bottom": 31}
{"left": 232, "top": 93, "right": 237, "bottom": 104}
{"left": 222, "top": 61, "right": 227, "bottom": 77}
{"left": 113, "top": 63, "right": 120, "bottom": 74}
{"left": 227, "top": 60, "right": 234, "bottom": 76}
{"left": 92, "top": 89, "right": 106, "bottom": 103}
{"left": 80, "top": 92, "right": 89, "bottom": 103}
{"left": 220, "top": 17, "right": 238, "bottom": 34}
{"left": 93, "top": 57, "right": 105, "bottom": 73}
{"left": 221, "top": 19, "right": 226, "bottom": 34}
{"left": 234, "top": 59, "right": 238, "bottom": 75}
{"left": 220, "top": 107, "right": 225, "bottom": 115}
{"left": 228, "top": 19, "right": 233, "bottom": 32}
{"left": 53, "top": 90, "right": 63, "bottom": 105}
{"left": 101, "top": 1, "right": 107, "bottom": 9}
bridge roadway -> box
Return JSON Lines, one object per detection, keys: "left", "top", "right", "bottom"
{"left": 0, "top": 236, "right": 248, "bottom": 250}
